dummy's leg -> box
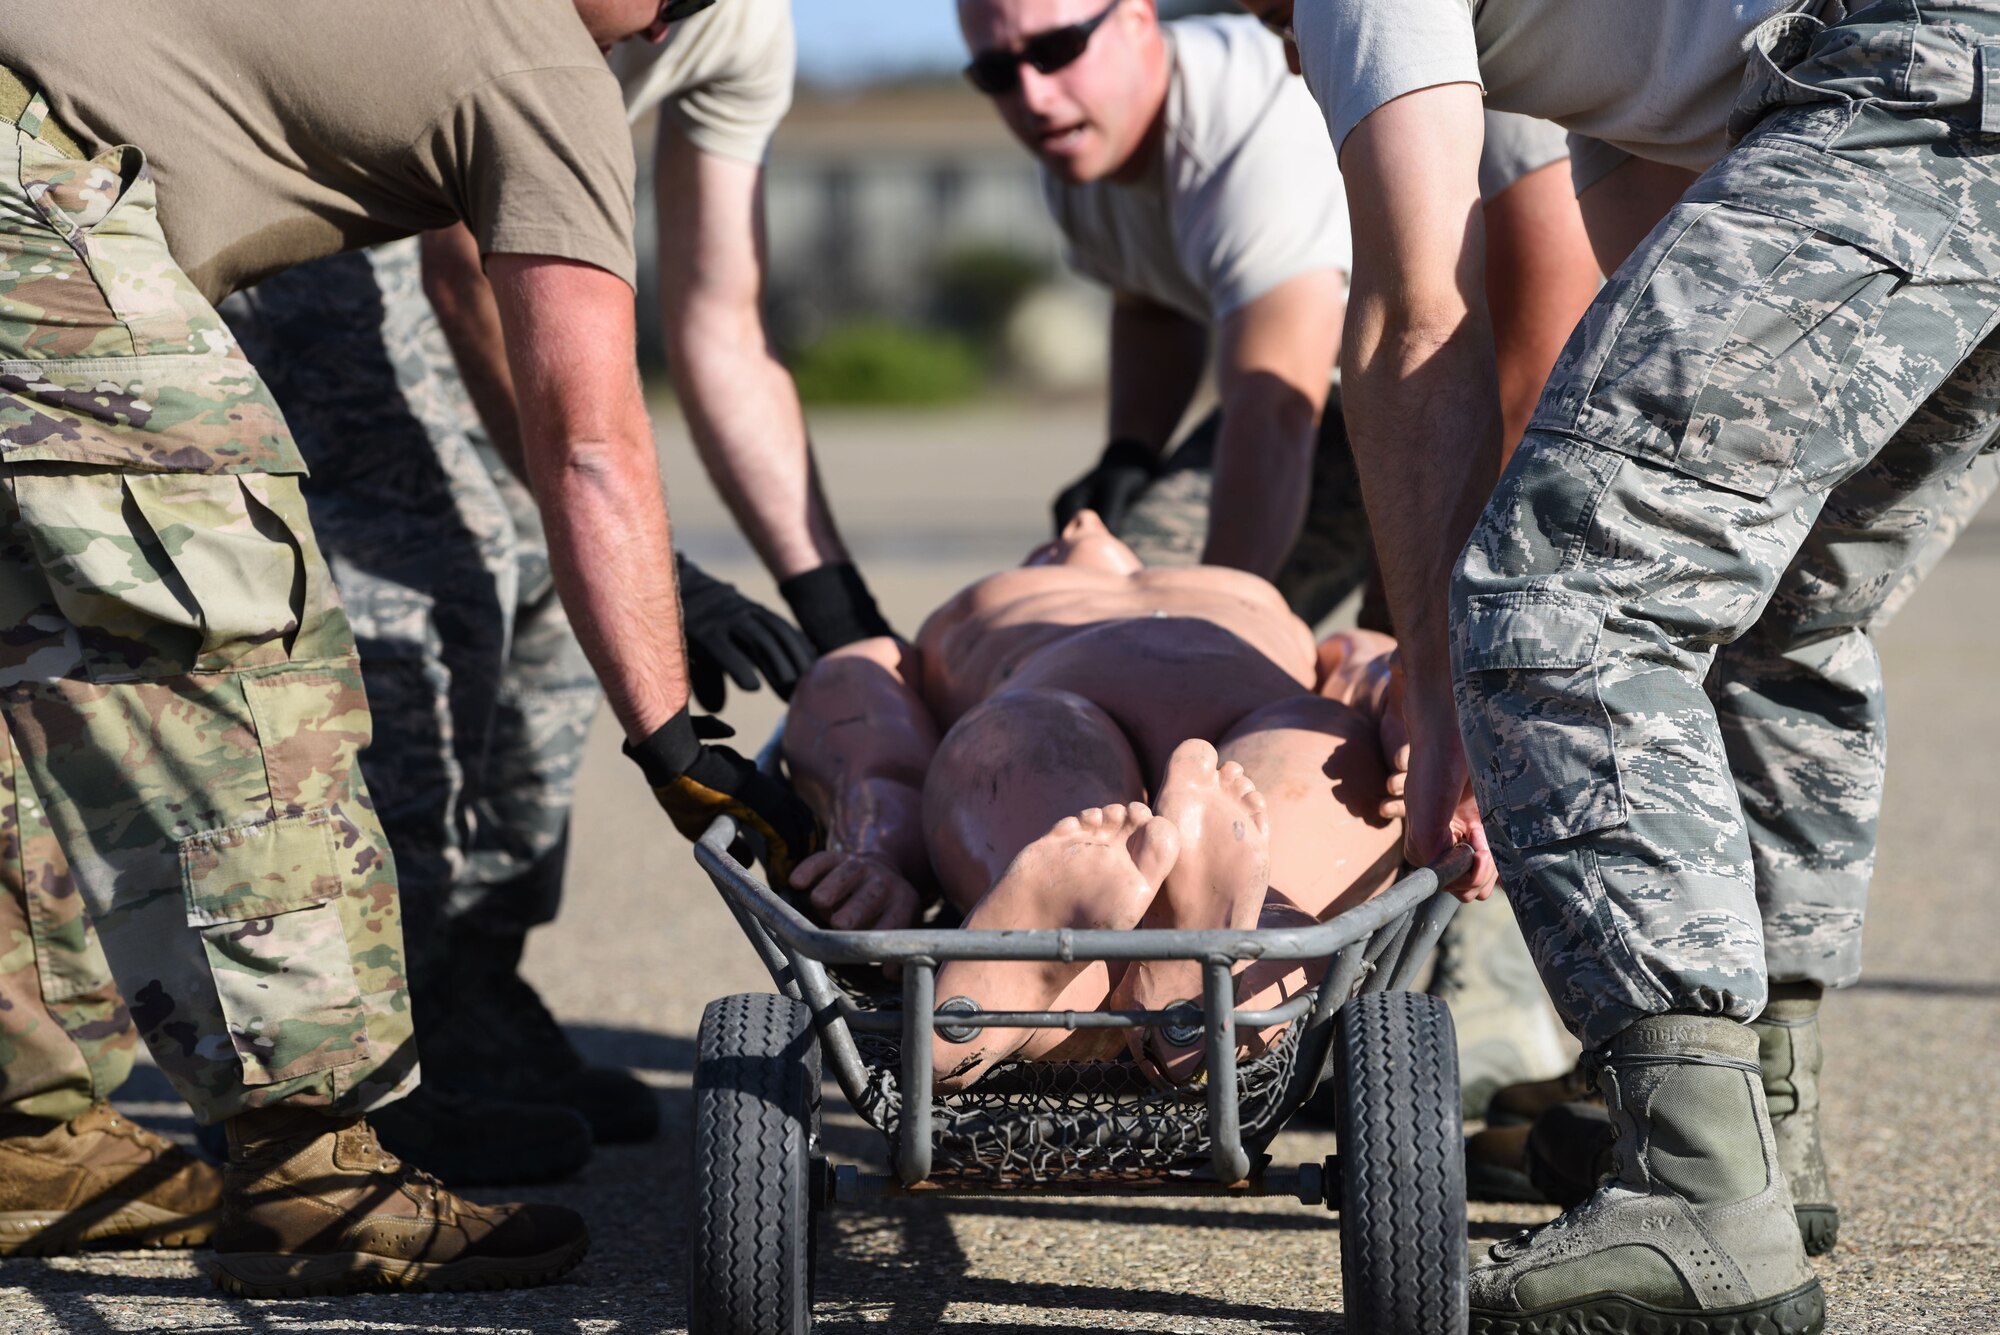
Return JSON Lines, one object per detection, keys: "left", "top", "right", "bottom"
{"left": 931, "top": 804, "right": 1179, "bottom": 1091}
{"left": 1119, "top": 702, "right": 1402, "bottom": 1080}
{"left": 924, "top": 689, "right": 1158, "bottom": 1087}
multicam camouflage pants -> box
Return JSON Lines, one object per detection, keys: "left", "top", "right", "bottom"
{"left": 0, "top": 85, "right": 416, "bottom": 1121}
{"left": 1120, "top": 394, "right": 1377, "bottom": 627}
{"left": 219, "top": 240, "right": 600, "bottom": 1005}
{"left": 1452, "top": 0, "right": 2000, "bottom": 1047}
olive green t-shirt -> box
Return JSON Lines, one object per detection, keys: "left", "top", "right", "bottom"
{"left": 0, "top": 0, "right": 637, "bottom": 306}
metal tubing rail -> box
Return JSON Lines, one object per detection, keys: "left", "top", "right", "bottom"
{"left": 835, "top": 988, "right": 1319, "bottom": 1034}
{"left": 695, "top": 819, "right": 1472, "bottom": 967}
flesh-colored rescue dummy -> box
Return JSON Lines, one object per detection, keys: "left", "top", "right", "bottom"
{"left": 783, "top": 511, "right": 1404, "bottom": 1089}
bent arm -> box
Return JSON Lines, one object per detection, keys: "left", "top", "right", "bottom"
{"left": 783, "top": 638, "right": 940, "bottom": 926}
{"left": 1482, "top": 159, "right": 1600, "bottom": 457}
{"left": 1203, "top": 269, "right": 1344, "bottom": 576}
{"left": 489, "top": 255, "right": 687, "bottom": 739}
{"left": 1338, "top": 82, "right": 1498, "bottom": 890}
{"left": 1577, "top": 154, "right": 1699, "bottom": 278}
{"left": 1108, "top": 293, "right": 1208, "bottom": 453}
{"left": 658, "top": 131, "right": 849, "bottom": 580}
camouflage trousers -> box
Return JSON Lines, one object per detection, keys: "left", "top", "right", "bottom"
{"left": 1120, "top": 392, "right": 1378, "bottom": 628}
{"left": 219, "top": 240, "right": 600, "bottom": 1006}
{"left": 0, "top": 85, "right": 416, "bottom": 1120}
{"left": 1452, "top": 0, "right": 2000, "bottom": 1047}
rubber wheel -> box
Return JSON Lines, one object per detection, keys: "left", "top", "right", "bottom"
{"left": 1331, "top": 990, "right": 1467, "bottom": 1335}
{"left": 690, "top": 992, "right": 822, "bottom": 1335}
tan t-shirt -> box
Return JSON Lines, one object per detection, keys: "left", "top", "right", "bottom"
{"left": 0, "top": 0, "right": 637, "bottom": 305}
{"left": 612, "top": 0, "right": 796, "bottom": 163}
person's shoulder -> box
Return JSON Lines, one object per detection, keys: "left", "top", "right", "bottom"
{"left": 1160, "top": 15, "right": 1292, "bottom": 170}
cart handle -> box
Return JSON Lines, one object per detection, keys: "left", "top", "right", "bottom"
{"left": 695, "top": 818, "right": 1473, "bottom": 967}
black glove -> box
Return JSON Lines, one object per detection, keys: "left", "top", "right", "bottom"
{"left": 678, "top": 556, "right": 817, "bottom": 712}
{"left": 628, "top": 705, "right": 821, "bottom": 887}
{"left": 777, "top": 561, "right": 895, "bottom": 654}
{"left": 1051, "top": 438, "right": 1161, "bottom": 535}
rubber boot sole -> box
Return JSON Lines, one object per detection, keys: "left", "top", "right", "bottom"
{"left": 1472, "top": 1277, "right": 1825, "bottom": 1335}
{"left": 1797, "top": 1204, "right": 1838, "bottom": 1257}
{"left": 209, "top": 1232, "right": 589, "bottom": 1297}
{"left": 0, "top": 1202, "right": 219, "bottom": 1256}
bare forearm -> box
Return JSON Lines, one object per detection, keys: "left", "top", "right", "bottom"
{"left": 421, "top": 225, "right": 528, "bottom": 480}
{"left": 1343, "top": 318, "right": 1501, "bottom": 688}
{"left": 530, "top": 433, "right": 688, "bottom": 737}
{"left": 1108, "top": 297, "right": 1206, "bottom": 450}
{"left": 671, "top": 327, "right": 847, "bottom": 580}
{"left": 1201, "top": 395, "right": 1315, "bottom": 576}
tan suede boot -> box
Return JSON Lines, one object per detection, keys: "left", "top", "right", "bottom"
{"left": 0, "top": 1101, "right": 222, "bottom": 1255}
{"left": 209, "top": 1107, "right": 588, "bottom": 1297}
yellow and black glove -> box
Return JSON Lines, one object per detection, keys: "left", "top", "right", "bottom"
{"left": 627, "top": 706, "right": 821, "bottom": 888}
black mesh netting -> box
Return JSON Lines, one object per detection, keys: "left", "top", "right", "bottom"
{"left": 842, "top": 1003, "right": 1309, "bottom": 1185}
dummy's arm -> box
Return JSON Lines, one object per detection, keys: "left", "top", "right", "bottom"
{"left": 782, "top": 637, "right": 941, "bottom": 930}
{"left": 1339, "top": 82, "right": 1498, "bottom": 895}
{"left": 1482, "top": 160, "right": 1600, "bottom": 458}
{"left": 657, "top": 132, "right": 892, "bottom": 650}
{"left": 1203, "top": 269, "right": 1345, "bottom": 575}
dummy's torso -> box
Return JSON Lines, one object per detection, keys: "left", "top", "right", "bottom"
{"left": 914, "top": 563, "right": 1318, "bottom": 725}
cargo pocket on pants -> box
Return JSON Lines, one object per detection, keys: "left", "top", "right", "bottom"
{"left": 1453, "top": 589, "right": 1627, "bottom": 849}
{"left": 182, "top": 812, "right": 368, "bottom": 1086}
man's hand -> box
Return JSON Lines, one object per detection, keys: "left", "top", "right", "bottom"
{"left": 628, "top": 706, "right": 822, "bottom": 887}
{"left": 1396, "top": 679, "right": 1495, "bottom": 900}
{"left": 791, "top": 850, "right": 923, "bottom": 932}
{"left": 678, "top": 556, "right": 816, "bottom": 710}
{"left": 1052, "top": 439, "right": 1162, "bottom": 534}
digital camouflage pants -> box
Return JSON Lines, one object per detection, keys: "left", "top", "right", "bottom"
{"left": 1453, "top": 0, "right": 2000, "bottom": 1047}
{"left": 0, "top": 83, "right": 416, "bottom": 1122}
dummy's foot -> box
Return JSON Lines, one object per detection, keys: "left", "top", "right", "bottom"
{"left": 937, "top": 803, "right": 1179, "bottom": 1089}
{"left": 1122, "top": 739, "right": 1270, "bottom": 1083}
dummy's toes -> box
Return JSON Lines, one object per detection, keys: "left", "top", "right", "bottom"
{"left": 1171, "top": 738, "right": 1221, "bottom": 775}
{"left": 1126, "top": 815, "right": 1181, "bottom": 890}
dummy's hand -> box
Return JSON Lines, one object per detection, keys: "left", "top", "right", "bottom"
{"left": 1052, "top": 438, "right": 1163, "bottom": 534}
{"left": 678, "top": 557, "right": 818, "bottom": 712}
{"left": 1397, "top": 678, "right": 1497, "bottom": 901}
{"left": 627, "top": 706, "right": 822, "bottom": 888}
{"left": 791, "top": 850, "right": 923, "bottom": 931}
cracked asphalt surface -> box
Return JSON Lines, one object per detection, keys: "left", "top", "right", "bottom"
{"left": 2, "top": 402, "right": 1995, "bottom": 1333}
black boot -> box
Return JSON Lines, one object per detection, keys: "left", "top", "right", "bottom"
{"left": 368, "top": 1084, "right": 592, "bottom": 1186}
{"left": 421, "top": 930, "right": 660, "bottom": 1144}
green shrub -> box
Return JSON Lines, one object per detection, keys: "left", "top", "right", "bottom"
{"left": 929, "top": 246, "right": 1051, "bottom": 347}
{"left": 790, "top": 320, "right": 983, "bottom": 405}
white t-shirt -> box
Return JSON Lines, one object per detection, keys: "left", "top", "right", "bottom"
{"left": 1045, "top": 17, "right": 1567, "bottom": 324}
{"left": 1296, "top": 0, "right": 1811, "bottom": 192}
{"left": 611, "top": 0, "right": 795, "bottom": 164}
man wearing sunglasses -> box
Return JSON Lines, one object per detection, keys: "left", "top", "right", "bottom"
{"left": 958, "top": 0, "right": 1600, "bottom": 1102}
{"left": 1280, "top": 0, "right": 2000, "bottom": 1329}
{"left": 0, "top": 0, "right": 818, "bottom": 1297}
{"left": 958, "top": 0, "right": 1597, "bottom": 618}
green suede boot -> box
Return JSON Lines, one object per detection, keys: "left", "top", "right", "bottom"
{"left": 1469, "top": 1014, "right": 1825, "bottom": 1335}
{"left": 1756, "top": 983, "right": 1837, "bottom": 1256}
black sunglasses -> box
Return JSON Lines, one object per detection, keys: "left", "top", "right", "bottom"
{"left": 963, "top": 0, "right": 1124, "bottom": 96}
{"left": 659, "top": 0, "right": 716, "bottom": 23}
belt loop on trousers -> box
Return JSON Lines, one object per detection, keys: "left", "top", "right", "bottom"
{"left": 0, "top": 62, "right": 87, "bottom": 158}
{"left": 1980, "top": 42, "right": 2000, "bottom": 134}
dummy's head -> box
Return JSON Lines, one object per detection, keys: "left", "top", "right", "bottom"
{"left": 958, "top": 0, "right": 1171, "bottom": 184}
{"left": 1024, "top": 509, "right": 1145, "bottom": 573}
{"left": 571, "top": 0, "right": 710, "bottom": 51}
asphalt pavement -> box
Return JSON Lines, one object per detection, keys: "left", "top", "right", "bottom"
{"left": 1, "top": 399, "right": 1995, "bottom": 1333}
